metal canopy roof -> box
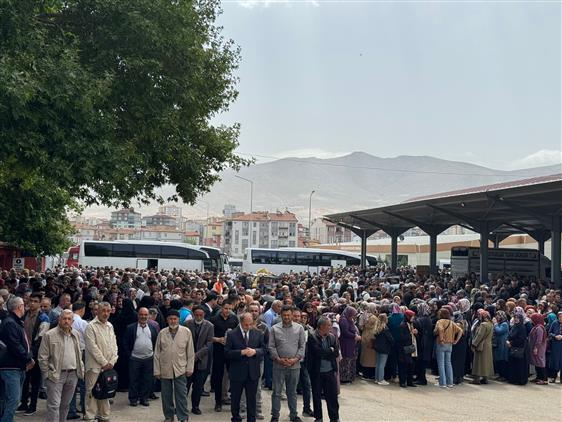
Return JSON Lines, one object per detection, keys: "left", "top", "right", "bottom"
{"left": 324, "top": 173, "right": 562, "bottom": 239}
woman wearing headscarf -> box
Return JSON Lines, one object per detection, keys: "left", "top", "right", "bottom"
{"left": 471, "top": 309, "right": 494, "bottom": 384}
{"left": 548, "top": 311, "right": 562, "bottom": 383}
{"left": 451, "top": 311, "right": 468, "bottom": 385}
{"left": 506, "top": 308, "right": 529, "bottom": 385}
{"left": 492, "top": 310, "right": 509, "bottom": 381}
{"left": 397, "top": 310, "right": 417, "bottom": 388}
{"left": 113, "top": 298, "right": 138, "bottom": 390}
{"left": 338, "top": 306, "right": 361, "bottom": 383}
{"left": 359, "top": 311, "right": 378, "bottom": 379}
{"left": 529, "top": 313, "right": 548, "bottom": 384}
{"left": 385, "top": 303, "right": 404, "bottom": 382}
{"left": 413, "top": 301, "right": 433, "bottom": 385}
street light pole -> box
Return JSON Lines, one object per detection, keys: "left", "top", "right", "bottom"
{"left": 308, "top": 190, "right": 315, "bottom": 240}
{"left": 235, "top": 175, "right": 253, "bottom": 213}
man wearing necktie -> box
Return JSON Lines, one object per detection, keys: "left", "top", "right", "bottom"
{"left": 225, "top": 313, "right": 265, "bottom": 422}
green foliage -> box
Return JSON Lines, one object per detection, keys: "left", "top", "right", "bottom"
{"left": 0, "top": 0, "right": 247, "bottom": 254}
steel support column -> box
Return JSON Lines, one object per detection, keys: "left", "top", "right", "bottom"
{"left": 552, "top": 215, "right": 561, "bottom": 288}
{"left": 493, "top": 234, "right": 500, "bottom": 249}
{"left": 391, "top": 235, "right": 398, "bottom": 273}
{"left": 429, "top": 232, "right": 438, "bottom": 275}
{"left": 360, "top": 230, "right": 368, "bottom": 270}
{"left": 480, "top": 222, "right": 489, "bottom": 285}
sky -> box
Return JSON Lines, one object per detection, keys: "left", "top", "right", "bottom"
{"left": 215, "top": 1, "right": 562, "bottom": 170}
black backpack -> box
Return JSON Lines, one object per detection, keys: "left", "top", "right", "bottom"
{"left": 92, "top": 369, "right": 118, "bottom": 400}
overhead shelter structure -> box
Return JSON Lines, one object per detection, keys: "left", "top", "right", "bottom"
{"left": 324, "top": 173, "right": 562, "bottom": 287}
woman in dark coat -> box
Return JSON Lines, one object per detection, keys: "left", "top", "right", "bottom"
{"left": 397, "top": 310, "right": 417, "bottom": 388}
{"left": 385, "top": 303, "right": 404, "bottom": 382}
{"left": 413, "top": 302, "right": 433, "bottom": 385}
{"left": 452, "top": 311, "right": 468, "bottom": 384}
{"left": 113, "top": 298, "right": 138, "bottom": 390}
{"left": 506, "top": 308, "right": 529, "bottom": 385}
{"left": 339, "top": 306, "right": 360, "bottom": 383}
{"left": 548, "top": 311, "right": 562, "bottom": 383}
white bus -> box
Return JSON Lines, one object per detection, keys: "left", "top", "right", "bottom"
{"left": 195, "top": 246, "right": 230, "bottom": 273}
{"left": 242, "top": 247, "right": 377, "bottom": 275}
{"left": 79, "top": 240, "right": 211, "bottom": 271}
{"left": 450, "top": 246, "right": 551, "bottom": 280}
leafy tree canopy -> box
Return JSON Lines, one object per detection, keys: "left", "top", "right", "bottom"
{"left": 0, "top": 0, "right": 247, "bottom": 254}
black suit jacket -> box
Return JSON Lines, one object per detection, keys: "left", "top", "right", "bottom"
{"left": 123, "top": 322, "right": 158, "bottom": 357}
{"left": 225, "top": 327, "right": 264, "bottom": 382}
{"left": 306, "top": 330, "right": 339, "bottom": 376}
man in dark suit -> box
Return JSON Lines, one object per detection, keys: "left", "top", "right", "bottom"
{"left": 225, "top": 312, "right": 265, "bottom": 422}
{"left": 123, "top": 307, "right": 158, "bottom": 407}
{"left": 306, "top": 316, "right": 340, "bottom": 422}
{"left": 185, "top": 305, "right": 214, "bottom": 415}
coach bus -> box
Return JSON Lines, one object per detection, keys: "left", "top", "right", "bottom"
{"left": 242, "top": 247, "right": 377, "bottom": 274}
{"left": 450, "top": 246, "right": 551, "bottom": 280}
{"left": 196, "top": 245, "right": 230, "bottom": 273}
{"left": 79, "top": 240, "right": 212, "bottom": 271}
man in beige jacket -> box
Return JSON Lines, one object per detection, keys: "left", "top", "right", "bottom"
{"left": 38, "top": 309, "right": 84, "bottom": 422}
{"left": 154, "top": 309, "right": 195, "bottom": 422}
{"left": 84, "top": 302, "right": 118, "bottom": 422}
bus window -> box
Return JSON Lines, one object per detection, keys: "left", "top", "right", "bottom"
{"left": 277, "top": 251, "right": 295, "bottom": 265}
{"left": 134, "top": 244, "right": 162, "bottom": 258}
{"left": 252, "top": 250, "right": 276, "bottom": 265}
{"left": 84, "top": 242, "right": 113, "bottom": 257}
{"left": 112, "top": 243, "right": 135, "bottom": 257}
{"left": 296, "top": 252, "right": 314, "bottom": 266}
{"left": 161, "top": 245, "right": 188, "bottom": 259}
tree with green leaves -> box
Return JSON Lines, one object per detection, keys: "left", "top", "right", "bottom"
{"left": 0, "top": 0, "right": 247, "bottom": 255}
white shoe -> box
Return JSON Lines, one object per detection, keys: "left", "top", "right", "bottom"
{"left": 434, "top": 383, "right": 447, "bottom": 388}
{"left": 446, "top": 385, "right": 454, "bottom": 388}
{"left": 377, "top": 380, "right": 389, "bottom": 385}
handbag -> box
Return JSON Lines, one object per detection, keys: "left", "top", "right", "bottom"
{"left": 403, "top": 344, "right": 415, "bottom": 354}
{"left": 509, "top": 346, "right": 525, "bottom": 359}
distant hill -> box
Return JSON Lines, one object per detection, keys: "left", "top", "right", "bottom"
{"left": 83, "top": 152, "right": 561, "bottom": 220}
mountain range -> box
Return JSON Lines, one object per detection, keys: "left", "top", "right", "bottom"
{"left": 83, "top": 152, "right": 561, "bottom": 221}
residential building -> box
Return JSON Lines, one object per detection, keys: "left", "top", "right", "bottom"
{"left": 222, "top": 204, "right": 237, "bottom": 218}
{"left": 203, "top": 219, "right": 223, "bottom": 248}
{"left": 69, "top": 224, "right": 97, "bottom": 245}
{"left": 139, "top": 226, "right": 183, "bottom": 242}
{"left": 158, "top": 204, "right": 183, "bottom": 227}
{"left": 310, "top": 218, "right": 354, "bottom": 245}
{"left": 110, "top": 208, "right": 142, "bottom": 229}
{"left": 222, "top": 211, "right": 299, "bottom": 258}
{"left": 142, "top": 214, "right": 177, "bottom": 227}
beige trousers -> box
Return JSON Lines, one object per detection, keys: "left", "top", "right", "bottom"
{"left": 85, "top": 370, "right": 111, "bottom": 421}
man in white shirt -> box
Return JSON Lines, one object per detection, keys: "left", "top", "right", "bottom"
{"left": 123, "top": 307, "right": 158, "bottom": 407}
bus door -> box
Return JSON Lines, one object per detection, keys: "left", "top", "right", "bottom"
{"left": 136, "top": 259, "right": 148, "bottom": 269}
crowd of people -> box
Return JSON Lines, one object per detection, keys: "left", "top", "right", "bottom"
{"left": 0, "top": 264, "right": 561, "bottom": 422}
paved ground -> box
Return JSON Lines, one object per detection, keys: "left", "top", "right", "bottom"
{"left": 19, "top": 377, "right": 562, "bottom": 422}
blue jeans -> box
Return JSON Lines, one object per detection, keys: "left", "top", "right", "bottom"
{"left": 271, "top": 367, "right": 300, "bottom": 419}
{"left": 375, "top": 353, "right": 388, "bottom": 382}
{"left": 436, "top": 343, "right": 453, "bottom": 386}
{"left": 0, "top": 369, "right": 25, "bottom": 422}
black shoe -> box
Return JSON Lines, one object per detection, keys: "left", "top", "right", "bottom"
{"left": 16, "top": 404, "right": 28, "bottom": 413}
{"left": 313, "top": 420, "right": 323, "bottom": 422}
{"left": 215, "top": 404, "right": 222, "bottom": 412}
{"left": 400, "top": 383, "right": 406, "bottom": 388}
{"left": 270, "top": 418, "right": 279, "bottom": 422}
{"left": 24, "top": 408, "right": 36, "bottom": 416}
{"left": 407, "top": 383, "right": 417, "bottom": 387}
{"left": 414, "top": 380, "right": 427, "bottom": 385}
{"left": 140, "top": 401, "right": 150, "bottom": 407}
{"left": 291, "top": 418, "right": 303, "bottom": 422}
{"left": 39, "top": 391, "right": 47, "bottom": 400}
{"left": 129, "top": 401, "right": 138, "bottom": 407}
{"left": 480, "top": 378, "right": 488, "bottom": 385}
{"left": 67, "top": 415, "right": 81, "bottom": 420}
{"left": 222, "top": 398, "right": 231, "bottom": 405}
{"left": 192, "top": 408, "right": 202, "bottom": 415}
{"left": 303, "top": 409, "right": 314, "bottom": 417}
{"left": 201, "top": 390, "right": 210, "bottom": 397}
{"left": 149, "top": 393, "right": 159, "bottom": 400}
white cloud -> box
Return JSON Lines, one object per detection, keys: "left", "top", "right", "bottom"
{"left": 511, "top": 149, "right": 562, "bottom": 169}
{"left": 273, "top": 148, "right": 350, "bottom": 160}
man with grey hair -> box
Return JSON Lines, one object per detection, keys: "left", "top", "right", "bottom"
{"left": 84, "top": 301, "right": 118, "bottom": 422}
{"left": 38, "top": 309, "right": 84, "bottom": 422}
{"left": 0, "top": 296, "right": 34, "bottom": 422}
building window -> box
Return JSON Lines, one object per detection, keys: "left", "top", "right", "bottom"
{"left": 289, "top": 240, "right": 296, "bottom": 247}
{"left": 289, "top": 223, "right": 296, "bottom": 236}
{"left": 252, "top": 231, "right": 257, "bottom": 245}
{"left": 271, "top": 240, "right": 278, "bottom": 248}
{"left": 234, "top": 230, "right": 239, "bottom": 244}
{"left": 242, "top": 222, "right": 249, "bottom": 236}
{"left": 242, "top": 239, "right": 249, "bottom": 250}
{"left": 271, "top": 221, "right": 278, "bottom": 236}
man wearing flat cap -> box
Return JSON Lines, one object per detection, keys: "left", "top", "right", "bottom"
{"left": 154, "top": 309, "right": 195, "bottom": 422}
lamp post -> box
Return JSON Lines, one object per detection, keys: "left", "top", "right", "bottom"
{"left": 308, "top": 190, "right": 315, "bottom": 240}
{"left": 235, "top": 175, "right": 253, "bottom": 213}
